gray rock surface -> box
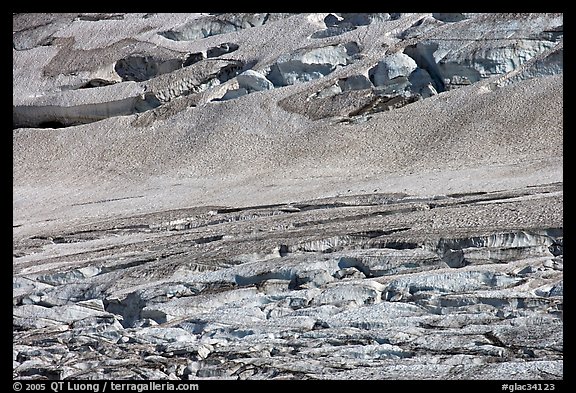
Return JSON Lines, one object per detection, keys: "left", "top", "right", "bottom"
{"left": 13, "top": 13, "right": 562, "bottom": 381}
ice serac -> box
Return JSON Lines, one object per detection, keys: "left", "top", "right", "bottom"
{"left": 220, "top": 70, "right": 274, "bottom": 100}
{"left": 369, "top": 52, "right": 418, "bottom": 88}
{"left": 401, "top": 13, "right": 563, "bottom": 92}
{"left": 13, "top": 12, "right": 562, "bottom": 381}
{"left": 266, "top": 42, "right": 360, "bottom": 87}
{"left": 158, "top": 13, "right": 282, "bottom": 41}
{"left": 12, "top": 82, "right": 155, "bottom": 128}
{"left": 311, "top": 13, "right": 396, "bottom": 38}
{"left": 12, "top": 188, "right": 563, "bottom": 380}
